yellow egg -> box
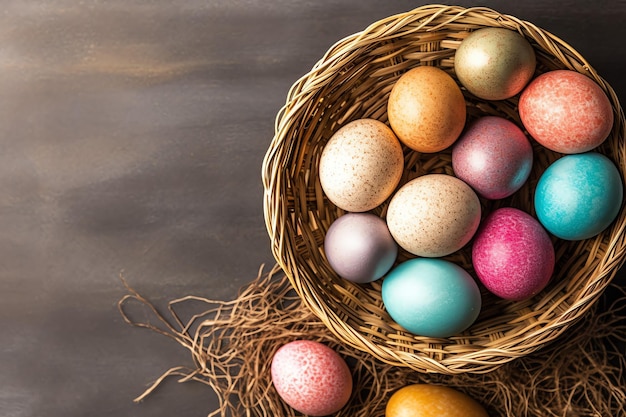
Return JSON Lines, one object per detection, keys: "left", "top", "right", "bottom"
{"left": 386, "top": 174, "right": 481, "bottom": 257}
{"left": 319, "top": 118, "right": 404, "bottom": 212}
{"left": 386, "top": 384, "right": 489, "bottom": 417}
{"left": 387, "top": 66, "right": 466, "bottom": 153}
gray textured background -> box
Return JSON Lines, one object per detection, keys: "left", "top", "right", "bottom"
{"left": 0, "top": 1, "right": 624, "bottom": 416}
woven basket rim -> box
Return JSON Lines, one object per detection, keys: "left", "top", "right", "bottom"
{"left": 262, "top": 4, "right": 626, "bottom": 374}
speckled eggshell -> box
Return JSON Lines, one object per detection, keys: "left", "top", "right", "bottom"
{"left": 271, "top": 340, "right": 353, "bottom": 416}
{"left": 534, "top": 152, "right": 623, "bottom": 240}
{"left": 452, "top": 116, "right": 533, "bottom": 199}
{"left": 454, "top": 27, "right": 536, "bottom": 101}
{"left": 387, "top": 66, "right": 466, "bottom": 153}
{"left": 472, "top": 207, "right": 555, "bottom": 301}
{"left": 519, "top": 70, "right": 614, "bottom": 154}
{"left": 386, "top": 174, "right": 481, "bottom": 257}
{"left": 324, "top": 213, "right": 398, "bottom": 283}
{"left": 319, "top": 118, "right": 404, "bottom": 212}
{"left": 386, "top": 384, "right": 489, "bottom": 417}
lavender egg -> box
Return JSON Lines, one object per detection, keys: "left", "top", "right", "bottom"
{"left": 324, "top": 213, "right": 398, "bottom": 283}
{"left": 452, "top": 116, "right": 533, "bottom": 200}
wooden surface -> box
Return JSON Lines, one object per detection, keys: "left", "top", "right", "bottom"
{"left": 0, "top": 1, "right": 624, "bottom": 416}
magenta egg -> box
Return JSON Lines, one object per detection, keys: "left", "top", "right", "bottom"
{"left": 452, "top": 116, "right": 533, "bottom": 199}
{"left": 472, "top": 207, "right": 555, "bottom": 300}
{"left": 271, "top": 340, "right": 353, "bottom": 416}
{"left": 519, "top": 69, "right": 614, "bottom": 154}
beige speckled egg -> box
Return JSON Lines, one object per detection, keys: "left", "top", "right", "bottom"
{"left": 386, "top": 174, "right": 481, "bottom": 257}
{"left": 387, "top": 66, "right": 466, "bottom": 153}
{"left": 319, "top": 118, "right": 404, "bottom": 212}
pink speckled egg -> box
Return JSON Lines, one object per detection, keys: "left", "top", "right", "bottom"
{"left": 452, "top": 116, "right": 533, "bottom": 199}
{"left": 519, "top": 70, "right": 614, "bottom": 154}
{"left": 271, "top": 340, "right": 352, "bottom": 416}
{"left": 472, "top": 207, "right": 555, "bottom": 301}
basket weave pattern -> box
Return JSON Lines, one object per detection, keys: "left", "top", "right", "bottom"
{"left": 262, "top": 4, "right": 626, "bottom": 374}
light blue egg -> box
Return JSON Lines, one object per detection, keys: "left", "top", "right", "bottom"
{"left": 534, "top": 152, "right": 623, "bottom": 241}
{"left": 381, "top": 258, "right": 481, "bottom": 338}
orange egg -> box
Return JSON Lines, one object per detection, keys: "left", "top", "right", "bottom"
{"left": 388, "top": 66, "right": 466, "bottom": 153}
{"left": 386, "top": 384, "right": 488, "bottom": 417}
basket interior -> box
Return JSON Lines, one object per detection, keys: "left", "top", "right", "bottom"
{"left": 262, "top": 5, "right": 626, "bottom": 373}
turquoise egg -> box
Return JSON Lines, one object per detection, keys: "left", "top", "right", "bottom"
{"left": 381, "top": 258, "right": 481, "bottom": 338}
{"left": 534, "top": 152, "right": 623, "bottom": 240}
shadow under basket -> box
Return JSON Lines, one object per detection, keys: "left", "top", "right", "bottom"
{"left": 261, "top": 4, "right": 626, "bottom": 374}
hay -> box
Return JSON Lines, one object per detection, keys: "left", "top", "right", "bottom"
{"left": 119, "top": 264, "right": 626, "bottom": 417}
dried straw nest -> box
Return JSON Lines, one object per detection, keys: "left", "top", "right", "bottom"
{"left": 262, "top": 4, "right": 626, "bottom": 374}
{"left": 119, "top": 266, "right": 626, "bottom": 416}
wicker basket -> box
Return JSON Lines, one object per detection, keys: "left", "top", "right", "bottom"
{"left": 261, "top": 4, "right": 626, "bottom": 374}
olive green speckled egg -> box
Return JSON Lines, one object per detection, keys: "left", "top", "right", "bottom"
{"left": 454, "top": 27, "right": 536, "bottom": 101}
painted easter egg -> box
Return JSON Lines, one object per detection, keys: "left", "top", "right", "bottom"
{"left": 519, "top": 70, "right": 614, "bottom": 154}
{"left": 382, "top": 258, "right": 481, "bottom": 338}
{"left": 534, "top": 152, "right": 623, "bottom": 240}
{"left": 472, "top": 207, "right": 555, "bottom": 300}
{"left": 271, "top": 340, "right": 352, "bottom": 416}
